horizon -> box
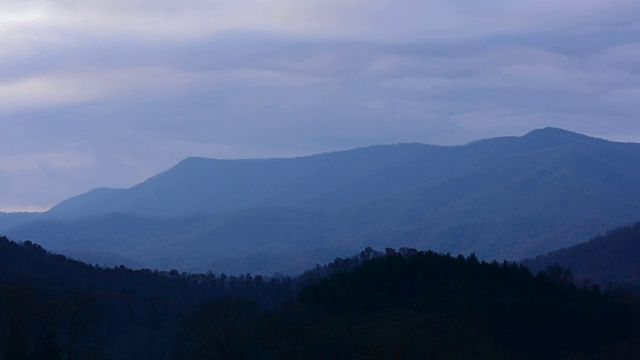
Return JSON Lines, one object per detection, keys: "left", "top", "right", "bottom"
{"left": 1, "top": 1, "right": 639, "bottom": 211}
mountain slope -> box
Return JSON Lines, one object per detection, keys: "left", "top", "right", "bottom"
{"left": 296, "top": 251, "right": 640, "bottom": 359}
{"left": 6, "top": 209, "right": 336, "bottom": 273}
{"left": 523, "top": 222, "right": 640, "bottom": 285}
{"left": 4, "top": 236, "right": 640, "bottom": 359}
{"left": 50, "top": 128, "right": 619, "bottom": 218}
{"left": 0, "top": 212, "right": 43, "bottom": 232}
{"left": 48, "top": 144, "right": 448, "bottom": 217}
{"left": 8, "top": 127, "right": 640, "bottom": 274}
{"left": 0, "top": 235, "right": 300, "bottom": 359}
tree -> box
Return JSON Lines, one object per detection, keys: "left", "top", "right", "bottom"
{"left": 176, "top": 298, "right": 259, "bottom": 360}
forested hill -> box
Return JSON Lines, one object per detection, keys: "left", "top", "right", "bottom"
{"left": 523, "top": 222, "right": 640, "bottom": 286}
{"left": 7, "top": 127, "right": 640, "bottom": 274}
{"left": 0, "top": 236, "right": 298, "bottom": 359}
{"left": 294, "top": 250, "right": 640, "bottom": 359}
{"left": 3, "top": 236, "right": 640, "bottom": 359}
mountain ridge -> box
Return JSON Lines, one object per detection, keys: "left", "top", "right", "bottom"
{"left": 47, "top": 128, "right": 609, "bottom": 218}
{"left": 7, "top": 127, "right": 640, "bottom": 274}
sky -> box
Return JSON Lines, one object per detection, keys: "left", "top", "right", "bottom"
{"left": 1, "top": 0, "right": 640, "bottom": 212}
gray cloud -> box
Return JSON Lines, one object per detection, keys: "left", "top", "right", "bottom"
{"left": 1, "top": 1, "right": 640, "bottom": 210}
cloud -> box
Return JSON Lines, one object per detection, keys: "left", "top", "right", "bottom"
{"left": 0, "top": 151, "right": 97, "bottom": 211}
{"left": 1, "top": 1, "right": 640, "bottom": 210}
{"left": 0, "top": 152, "right": 94, "bottom": 173}
{"left": 0, "top": 67, "right": 208, "bottom": 113}
{"left": 2, "top": 0, "right": 639, "bottom": 55}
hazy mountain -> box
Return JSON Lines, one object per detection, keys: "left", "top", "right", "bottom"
{"left": 49, "top": 187, "right": 126, "bottom": 218}
{"left": 6, "top": 209, "right": 337, "bottom": 273}
{"left": 0, "top": 212, "right": 44, "bottom": 232}
{"left": 47, "top": 144, "right": 469, "bottom": 218}
{"left": 6, "top": 127, "right": 640, "bottom": 274}
{"left": 523, "top": 222, "right": 640, "bottom": 286}
{"left": 51, "top": 128, "right": 608, "bottom": 218}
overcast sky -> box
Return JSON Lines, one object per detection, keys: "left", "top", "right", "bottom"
{"left": 1, "top": 0, "right": 640, "bottom": 211}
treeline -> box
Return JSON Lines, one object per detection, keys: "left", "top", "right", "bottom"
{"left": 2, "top": 237, "right": 640, "bottom": 359}
{"left": 175, "top": 249, "right": 640, "bottom": 359}
{"left": 297, "top": 252, "right": 640, "bottom": 359}
{"left": 0, "top": 236, "right": 300, "bottom": 359}
{"left": 0, "top": 236, "right": 369, "bottom": 359}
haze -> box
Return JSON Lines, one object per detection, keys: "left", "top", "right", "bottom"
{"left": 1, "top": 0, "right": 640, "bottom": 211}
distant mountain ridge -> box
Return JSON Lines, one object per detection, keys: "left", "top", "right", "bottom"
{"left": 49, "top": 143, "right": 451, "bottom": 217}
{"left": 6, "top": 127, "right": 640, "bottom": 274}
{"left": 49, "top": 127, "right": 601, "bottom": 218}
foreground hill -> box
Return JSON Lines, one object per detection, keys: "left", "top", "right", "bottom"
{"left": 3, "top": 236, "right": 640, "bottom": 359}
{"left": 5, "top": 127, "right": 640, "bottom": 273}
{"left": 524, "top": 222, "right": 640, "bottom": 286}
{"left": 0, "top": 235, "right": 299, "bottom": 359}
{"left": 292, "top": 251, "right": 640, "bottom": 360}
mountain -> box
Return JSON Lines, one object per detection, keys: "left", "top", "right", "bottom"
{"left": 6, "top": 127, "right": 640, "bottom": 274}
{"left": 0, "top": 212, "right": 44, "bottom": 232}
{"left": 48, "top": 187, "right": 126, "bottom": 218}
{"left": 6, "top": 210, "right": 337, "bottom": 274}
{"left": 47, "top": 143, "right": 475, "bottom": 218}
{"left": 523, "top": 222, "right": 640, "bottom": 286}
{"left": 48, "top": 127, "right": 613, "bottom": 219}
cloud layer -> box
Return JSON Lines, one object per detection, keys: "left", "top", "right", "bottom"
{"left": 1, "top": 0, "right": 640, "bottom": 210}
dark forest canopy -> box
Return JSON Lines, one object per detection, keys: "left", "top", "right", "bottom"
{"left": 2, "top": 236, "right": 640, "bottom": 359}
{"left": 0, "top": 236, "right": 300, "bottom": 359}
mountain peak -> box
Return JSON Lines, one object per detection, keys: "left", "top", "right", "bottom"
{"left": 526, "top": 127, "right": 578, "bottom": 137}
{"left": 176, "top": 156, "right": 221, "bottom": 166}
{"left": 520, "top": 127, "right": 594, "bottom": 147}
{"left": 524, "top": 127, "right": 589, "bottom": 140}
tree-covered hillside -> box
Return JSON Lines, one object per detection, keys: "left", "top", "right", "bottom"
{"left": 2, "top": 236, "right": 640, "bottom": 359}
{"left": 291, "top": 250, "right": 640, "bottom": 359}
{"left": 0, "top": 236, "right": 298, "bottom": 359}
{"left": 524, "top": 222, "right": 640, "bottom": 286}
